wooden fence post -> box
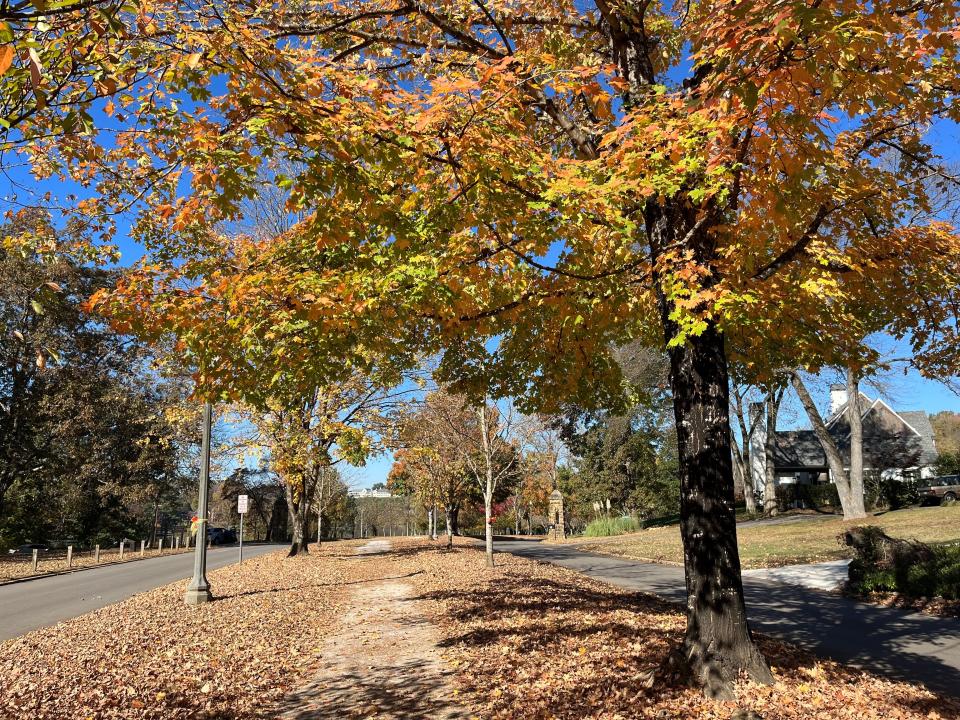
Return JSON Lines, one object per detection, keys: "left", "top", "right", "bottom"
{"left": 159, "top": 538, "right": 164, "bottom": 554}
{"left": 119, "top": 541, "right": 124, "bottom": 560}
{"left": 140, "top": 540, "right": 145, "bottom": 557}
{"left": 31, "top": 548, "right": 38, "bottom": 573}
{"left": 95, "top": 544, "right": 100, "bottom": 563}
{"left": 66, "top": 545, "right": 73, "bottom": 569}
{"left": 174, "top": 536, "right": 179, "bottom": 550}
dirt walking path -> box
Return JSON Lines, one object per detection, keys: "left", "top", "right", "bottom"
{"left": 278, "top": 540, "right": 465, "bottom": 719}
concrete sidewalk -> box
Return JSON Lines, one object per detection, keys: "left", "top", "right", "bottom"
{"left": 744, "top": 558, "right": 851, "bottom": 591}
{"left": 495, "top": 539, "right": 960, "bottom": 697}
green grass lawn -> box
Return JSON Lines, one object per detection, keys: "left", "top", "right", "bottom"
{"left": 576, "top": 505, "right": 960, "bottom": 569}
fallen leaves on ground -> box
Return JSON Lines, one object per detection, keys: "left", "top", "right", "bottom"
{"left": 0, "top": 542, "right": 369, "bottom": 719}
{"left": 385, "top": 539, "right": 960, "bottom": 720}
{"left": 1, "top": 537, "right": 958, "bottom": 720}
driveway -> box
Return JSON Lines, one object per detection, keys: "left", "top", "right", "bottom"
{"left": 495, "top": 539, "right": 960, "bottom": 697}
{"left": 0, "top": 543, "right": 284, "bottom": 642}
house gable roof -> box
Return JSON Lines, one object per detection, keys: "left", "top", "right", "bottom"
{"left": 774, "top": 395, "right": 938, "bottom": 471}
{"left": 772, "top": 430, "right": 828, "bottom": 469}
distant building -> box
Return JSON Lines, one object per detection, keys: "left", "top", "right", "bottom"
{"left": 348, "top": 488, "right": 393, "bottom": 499}
{"left": 749, "top": 385, "right": 938, "bottom": 491}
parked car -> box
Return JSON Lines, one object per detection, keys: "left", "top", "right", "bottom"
{"left": 207, "top": 527, "right": 238, "bottom": 545}
{"left": 919, "top": 475, "right": 960, "bottom": 505}
{"left": 8, "top": 543, "right": 49, "bottom": 555}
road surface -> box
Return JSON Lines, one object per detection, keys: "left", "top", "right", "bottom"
{"left": 0, "top": 543, "right": 283, "bottom": 642}
{"left": 495, "top": 539, "right": 960, "bottom": 697}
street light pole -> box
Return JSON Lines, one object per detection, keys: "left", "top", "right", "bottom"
{"left": 185, "top": 402, "right": 213, "bottom": 605}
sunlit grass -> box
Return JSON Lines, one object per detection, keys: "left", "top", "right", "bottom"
{"left": 577, "top": 505, "right": 960, "bottom": 569}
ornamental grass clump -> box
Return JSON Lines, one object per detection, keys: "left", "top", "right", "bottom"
{"left": 583, "top": 516, "right": 642, "bottom": 537}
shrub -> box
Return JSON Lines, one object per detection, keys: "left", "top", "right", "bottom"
{"left": 844, "top": 525, "right": 960, "bottom": 600}
{"left": 776, "top": 483, "right": 840, "bottom": 511}
{"left": 864, "top": 475, "right": 920, "bottom": 510}
{"left": 583, "top": 516, "right": 642, "bottom": 537}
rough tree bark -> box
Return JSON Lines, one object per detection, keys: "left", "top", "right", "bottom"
{"left": 664, "top": 323, "right": 774, "bottom": 698}
{"left": 629, "top": 4, "right": 771, "bottom": 688}
{"left": 450, "top": 503, "right": 460, "bottom": 536}
{"left": 283, "top": 481, "right": 310, "bottom": 556}
{"left": 790, "top": 371, "right": 868, "bottom": 519}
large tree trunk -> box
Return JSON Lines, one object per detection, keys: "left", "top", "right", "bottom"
{"left": 450, "top": 504, "right": 460, "bottom": 535}
{"left": 790, "top": 372, "right": 867, "bottom": 519}
{"left": 763, "top": 389, "right": 784, "bottom": 516}
{"left": 667, "top": 324, "right": 773, "bottom": 698}
{"left": 283, "top": 481, "right": 309, "bottom": 556}
{"left": 846, "top": 368, "right": 867, "bottom": 516}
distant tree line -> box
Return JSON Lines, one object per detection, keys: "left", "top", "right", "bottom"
{"left": 0, "top": 214, "right": 195, "bottom": 550}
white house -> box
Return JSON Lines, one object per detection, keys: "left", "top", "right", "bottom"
{"left": 749, "top": 385, "right": 938, "bottom": 492}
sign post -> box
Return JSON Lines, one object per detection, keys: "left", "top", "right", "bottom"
{"left": 237, "top": 494, "right": 248, "bottom": 564}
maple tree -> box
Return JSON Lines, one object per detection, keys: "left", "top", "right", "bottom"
{"left": 388, "top": 390, "right": 477, "bottom": 550}
{"left": 23, "top": 0, "right": 955, "bottom": 697}
{"left": 230, "top": 371, "right": 405, "bottom": 555}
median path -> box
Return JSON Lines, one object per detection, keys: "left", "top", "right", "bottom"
{"left": 279, "top": 539, "right": 464, "bottom": 720}
{"left": 0, "top": 543, "right": 282, "bottom": 641}
{"left": 495, "top": 539, "right": 960, "bottom": 697}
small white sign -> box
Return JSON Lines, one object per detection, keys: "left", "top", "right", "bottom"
{"left": 237, "top": 494, "right": 249, "bottom": 514}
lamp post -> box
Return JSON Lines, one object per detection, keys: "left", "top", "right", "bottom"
{"left": 185, "top": 402, "right": 213, "bottom": 605}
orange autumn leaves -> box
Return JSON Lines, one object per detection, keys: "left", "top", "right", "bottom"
{"left": 43, "top": 0, "right": 959, "bottom": 402}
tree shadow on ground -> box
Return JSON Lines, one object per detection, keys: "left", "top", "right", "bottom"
{"left": 274, "top": 657, "right": 466, "bottom": 720}
{"left": 212, "top": 571, "right": 424, "bottom": 600}
{"left": 498, "top": 542, "right": 960, "bottom": 711}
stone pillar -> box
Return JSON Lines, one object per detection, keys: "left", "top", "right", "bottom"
{"left": 548, "top": 489, "right": 565, "bottom": 539}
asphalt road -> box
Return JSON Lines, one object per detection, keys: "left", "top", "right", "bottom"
{"left": 0, "top": 543, "right": 284, "bottom": 642}
{"left": 495, "top": 539, "right": 960, "bottom": 698}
